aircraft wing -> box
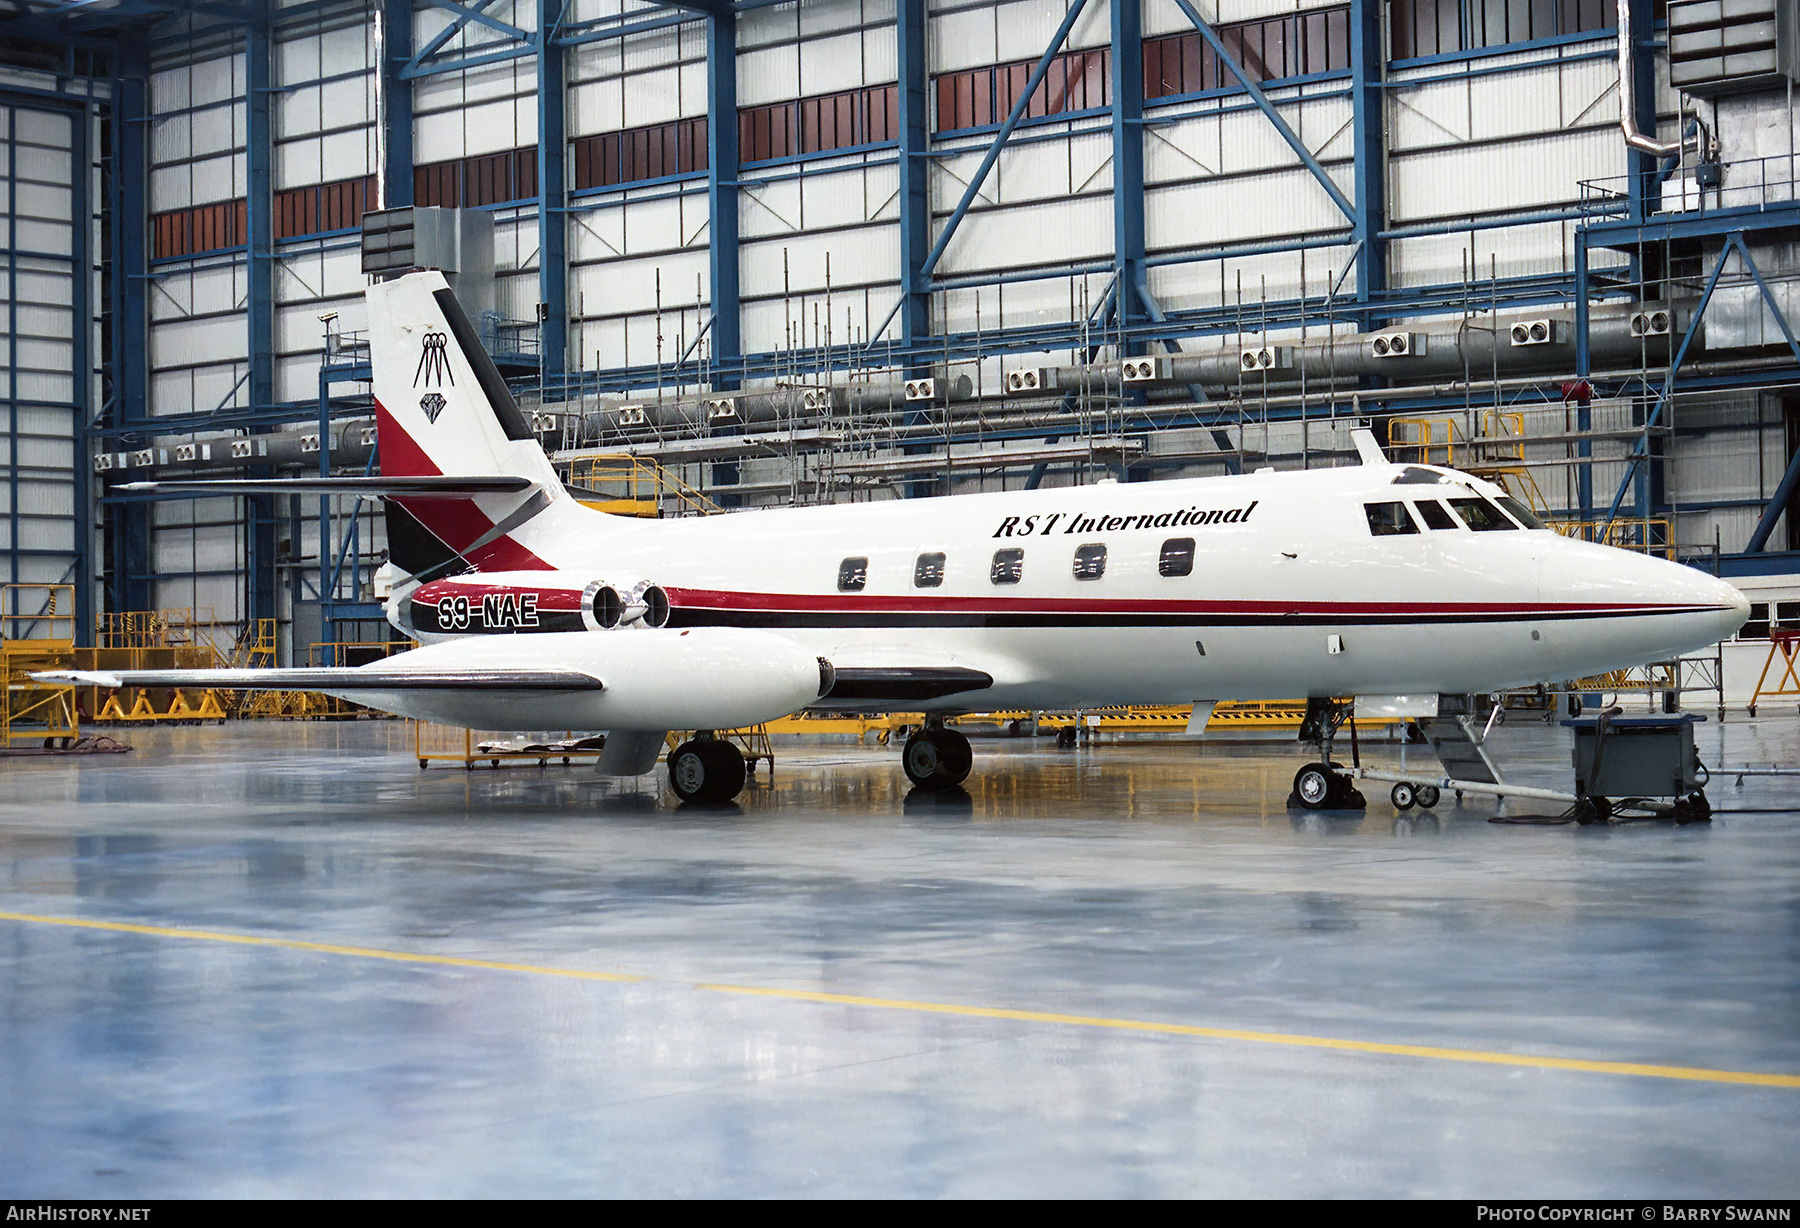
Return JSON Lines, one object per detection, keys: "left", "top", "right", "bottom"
{"left": 30, "top": 668, "right": 602, "bottom": 693}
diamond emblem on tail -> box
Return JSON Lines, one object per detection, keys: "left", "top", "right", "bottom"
{"left": 419, "top": 393, "right": 447, "bottom": 423}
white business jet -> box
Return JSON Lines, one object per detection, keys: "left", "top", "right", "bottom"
{"left": 45, "top": 271, "right": 1749, "bottom": 805}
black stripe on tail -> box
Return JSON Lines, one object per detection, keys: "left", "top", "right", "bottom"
{"left": 431, "top": 287, "right": 535, "bottom": 442}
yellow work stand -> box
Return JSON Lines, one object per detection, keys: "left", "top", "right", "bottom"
{"left": 1747, "top": 631, "right": 1800, "bottom": 717}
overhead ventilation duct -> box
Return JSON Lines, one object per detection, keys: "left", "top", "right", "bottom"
{"left": 1667, "top": 0, "right": 1800, "bottom": 96}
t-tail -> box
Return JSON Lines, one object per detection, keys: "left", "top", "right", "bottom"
{"left": 367, "top": 270, "right": 591, "bottom": 586}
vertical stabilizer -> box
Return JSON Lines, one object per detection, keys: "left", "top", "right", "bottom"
{"left": 367, "top": 271, "right": 572, "bottom": 578}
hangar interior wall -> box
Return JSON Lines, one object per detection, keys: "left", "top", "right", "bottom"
{"left": 2, "top": 0, "right": 1797, "bottom": 671}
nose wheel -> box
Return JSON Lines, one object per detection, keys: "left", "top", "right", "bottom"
{"left": 902, "top": 726, "right": 973, "bottom": 791}
{"left": 1290, "top": 761, "right": 1366, "bottom": 810}
{"left": 668, "top": 736, "right": 747, "bottom": 805}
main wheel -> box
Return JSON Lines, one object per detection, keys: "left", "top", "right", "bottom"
{"left": 903, "top": 728, "right": 973, "bottom": 791}
{"left": 1292, "top": 762, "right": 1335, "bottom": 810}
{"left": 1390, "top": 782, "right": 1417, "bottom": 810}
{"left": 668, "top": 738, "right": 747, "bottom": 805}
{"left": 1414, "top": 784, "right": 1441, "bottom": 809}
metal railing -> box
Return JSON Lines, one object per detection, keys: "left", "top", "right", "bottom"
{"left": 560, "top": 454, "right": 724, "bottom": 518}
{"left": 1579, "top": 153, "right": 1800, "bottom": 220}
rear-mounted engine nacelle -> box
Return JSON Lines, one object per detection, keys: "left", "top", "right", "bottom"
{"left": 582, "top": 579, "right": 670, "bottom": 630}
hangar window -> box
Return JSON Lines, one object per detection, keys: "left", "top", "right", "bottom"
{"left": 1364, "top": 502, "right": 1419, "bottom": 536}
{"left": 1496, "top": 495, "right": 1550, "bottom": 530}
{"left": 1740, "top": 603, "right": 1770, "bottom": 639}
{"left": 1159, "top": 538, "right": 1196, "bottom": 576}
{"left": 991, "top": 548, "right": 1025, "bottom": 585}
{"left": 914, "top": 552, "right": 947, "bottom": 588}
{"left": 1073, "top": 543, "right": 1107, "bottom": 581}
{"left": 1413, "top": 500, "right": 1459, "bottom": 530}
{"left": 1450, "top": 497, "right": 1518, "bottom": 531}
{"left": 838, "top": 557, "right": 868, "bottom": 592}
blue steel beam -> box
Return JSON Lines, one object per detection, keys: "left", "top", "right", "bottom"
{"left": 421, "top": 0, "right": 528, "bottom": 43}
{"left": 894, "top": 0, "right": 931, "bottom": 356}
{"left": 244, "top": 9, "right": 279, "bottom": 626}
{"left": 914, "top": 0, "right": 1091, "bottom": 285}
{"left": 107, "top": 45, "right": 152, "bottom": 617}
{"left": 707, "top": 9, "right": 740, "bottom": 385}
{"left": 538, "top": 0, "right": 569, "bottom": 381}
{"left": 1111, "top": 0, "right": 1145, "bottom": 352}
{"left": 1166, "top": 0, "right": 1355, "bottom": 223}
{"left": 69, "top": 97, "right": 93, "bottom": 641}
{"left": 1624, "top": 0, "right": 1660, "bottom": 225}
{"left": 1348, "top": 0, "right": 1385, "bottom": 308}
{"left": 1746, "top": 446, "right": 1800, "bottom": 553}
{"left": 1599, "top": 233, "right": 1800, "bottom": 529}
{"left": 378, "top": 0, "right": 414, "bottom": 208}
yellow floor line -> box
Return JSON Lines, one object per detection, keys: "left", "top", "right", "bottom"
{"left": 4, "top": 909, "right": 1796, "bottom": 1090}
{"left": 0, "top": 910, "right": 642, "bottom": 984}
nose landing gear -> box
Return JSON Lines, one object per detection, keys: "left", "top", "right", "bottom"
{"left": 902, "top": 721, "right": 973, "bottom": 791}
{"left": 1288, "top": 698, "right": 1367, "bottom": 811}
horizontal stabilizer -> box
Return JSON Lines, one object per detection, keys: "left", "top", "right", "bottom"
{"left": 31, "top": 667, "right": 602, "bottom": 692}
{"left": 116, "top": 476, "right": 536, "bottom": 498}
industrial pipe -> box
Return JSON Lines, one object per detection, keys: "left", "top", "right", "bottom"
{"left": 1617, "top": 0, "right": 1697, "bottom": 158}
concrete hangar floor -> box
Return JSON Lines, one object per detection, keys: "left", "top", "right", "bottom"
{"left": 0, "top": 716, "right": 1797, "bottom": 1199}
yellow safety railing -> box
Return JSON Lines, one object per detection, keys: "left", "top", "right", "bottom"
{"left": 1544, "top": 517, "right": 1676, "bottom": 558}
{"left": 3, "top": 584, "right": 77, "bottom": 647}
{"left": 1388, "top": 411, "right": 1527, "bottom": 470}
{"left": 561, "top": 455, "right": 723, "bottom": 518}
{"left": 3, "top": 586, "right": 79, "bottom": 745}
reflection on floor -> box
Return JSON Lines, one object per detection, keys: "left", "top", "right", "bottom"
{"left": 1, "top": 716, "right": 1797, "bottom": 1197}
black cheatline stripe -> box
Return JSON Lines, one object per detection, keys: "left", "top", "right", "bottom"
{"left": 665, "top": 607, "right": 1721, "bottom": 631}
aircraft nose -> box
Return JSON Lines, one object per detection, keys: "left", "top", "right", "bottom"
{"left": 1679, "top": 565, "right": 1750, "bottom": 640}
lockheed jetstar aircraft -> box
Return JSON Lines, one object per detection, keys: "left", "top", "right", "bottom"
{"left": 43, "top": 271, "right": 1750, "bottom": 806}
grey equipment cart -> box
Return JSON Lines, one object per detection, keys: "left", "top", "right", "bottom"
{"left": 1560, "top": 712, "right": 1711, "bottom": 824}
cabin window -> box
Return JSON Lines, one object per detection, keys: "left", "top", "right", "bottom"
{"left": 837, "top": 557, "right": 868, "bottom": 591}
{"left": 1364, "top": 502, "right": 1419, "bottom": 536}
{"left": 1072, "top": 543, "right": 1107, "bottom": 580}
{"left": 914, "top": 551, "right": 947, "bottom": 587}
{"left": 1159, "top": 537, "right": 1196, "bottom": 577}
{"left": 1450, "top": 497, "right": 1517, "bottom": 531}
{"left": 1496, "top": 495, "right": 1549, "bottom": 530}
{"left": 1414, "top": 500, "right": 1458, "bottom": 531}
{"left": 991, "top": 547, "right": 1024, "bottom": 585}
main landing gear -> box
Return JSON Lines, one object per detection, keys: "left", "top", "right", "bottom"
{"left": 1288, "top": 698, "right": 1367, "bottom": 811}
{"left": 902, "top": 721, "right": 973, "bottom": 792}
{"left": 668, "top": 733, "right": 747, "bottom": 805}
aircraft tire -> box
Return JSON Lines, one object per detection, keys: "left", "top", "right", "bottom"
{"left": 669, "top": 738, "right": 747, "bottom": 805}
{"left": 903, "top": 728, "right": 973, "bottom": 791}
{"left": 1292, "top": 762, "right": 1335, "bottom": 809}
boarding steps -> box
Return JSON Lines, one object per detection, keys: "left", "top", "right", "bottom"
{"left": 1417, "top": 697, "right": 1504, "bottom": 785}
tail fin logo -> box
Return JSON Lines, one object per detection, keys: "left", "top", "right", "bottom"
{"left": 419, "top": 392, "right": 447, "bottom": 423}
{"left": 414, "top": 332, "right": 454, "bottom": 388}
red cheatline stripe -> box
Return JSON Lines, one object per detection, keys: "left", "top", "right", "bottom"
{"left": 661, "top": 587, "right": 1717, "bottom": 617}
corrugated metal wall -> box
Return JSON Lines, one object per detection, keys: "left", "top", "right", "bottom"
{"left": 0, "top": 100, "right": 91, "bottom": 593}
